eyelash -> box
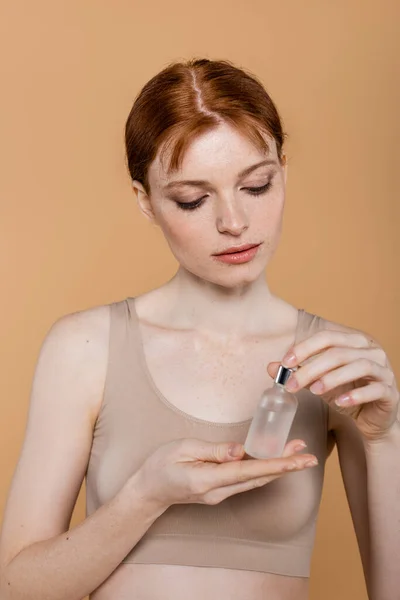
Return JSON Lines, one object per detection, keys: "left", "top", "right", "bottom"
{"left": 175, "top": 180, "right": 273, "bottom": 211}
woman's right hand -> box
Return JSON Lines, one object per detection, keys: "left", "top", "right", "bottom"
{"left": 135, "top": 438, "right": 318, "bottom": 511}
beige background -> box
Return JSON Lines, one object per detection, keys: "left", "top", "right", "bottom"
{"left": 1, "top": 2, "right": 399, "bottom": 599}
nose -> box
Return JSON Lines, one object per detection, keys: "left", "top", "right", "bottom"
{"left": 216, "top": 197, "right": 249, "bottom": 236}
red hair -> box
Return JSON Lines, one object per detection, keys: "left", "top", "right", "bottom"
{"left": 125, "top": 57, "right": 287, "bottom": 195}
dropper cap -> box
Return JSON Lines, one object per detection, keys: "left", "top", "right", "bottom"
{"left": 274, "top": 364, "right": 297, "bottom": 386}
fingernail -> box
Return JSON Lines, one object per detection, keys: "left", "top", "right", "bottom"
{"left": 229, "top": 444, "right": 244, "bottom": 457}
{"left": 294, "top": 442, "right": 307, "bottom": 452}
{"left": 304, "top": 458, "right": 318, "bottom": 467}
{"left": 282, "top": 351, "right": 297, "bottom": 367}
{"left": 310, "top": 380, "right": 324, "bottom": 394}
{"left": 335, "top": 395, "right": 352, "bottom": 406}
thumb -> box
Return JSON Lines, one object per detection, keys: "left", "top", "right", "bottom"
{"left": 189, "top": 439, "right": 245, "bottom": 463}
{"left": 267, "top": 361, "right": 281, "bottom": 379}
{"left": 282, "top": 438, "right": 308, "bottom": 457}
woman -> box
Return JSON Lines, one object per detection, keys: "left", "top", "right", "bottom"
{"left": 0, "top": 58, "right": 398, "bottom": 600}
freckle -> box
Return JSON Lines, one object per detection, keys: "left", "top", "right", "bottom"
{"left": 66, "top": 536, "right": 69, "bottom": 540}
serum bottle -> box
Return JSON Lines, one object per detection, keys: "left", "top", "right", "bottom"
{"left": 244, "top": 365, "right": 298, "bottom": 459}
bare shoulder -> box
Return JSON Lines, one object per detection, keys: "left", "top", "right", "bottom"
{"left": 318, "top": 313, "right": 362, "bottom": 335}
{"left": 42, "top": 302, "right": 111, "bottom": 427}
{"left": 49, "top": 301, "right": 111, "bottom": 345}
{"left": 317, "top": 313, "right": 378, "bottom": 345}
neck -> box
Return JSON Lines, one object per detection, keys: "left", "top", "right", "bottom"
{"left": 159, "top": 267, "right": 281, "bottom": 335}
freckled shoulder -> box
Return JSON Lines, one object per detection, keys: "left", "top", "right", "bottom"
{"left": 317, "top": 315, "right": 376, "bottom": 346}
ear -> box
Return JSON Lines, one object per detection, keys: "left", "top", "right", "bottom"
{"left": 131, "top": 180, "right": 157, "bottom": 224}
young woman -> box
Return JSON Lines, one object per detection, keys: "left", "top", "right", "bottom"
{"left": 0, "top": 58, "right": 398, "bottom": 600}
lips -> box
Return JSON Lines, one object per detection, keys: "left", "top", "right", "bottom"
{"left": 213, "top": 243, "right": 260, "bottom": 256}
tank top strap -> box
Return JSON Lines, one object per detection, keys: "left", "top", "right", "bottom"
{"left": 105, "top": 296, "right": 143, "bottom": 384}
{"left": 295, "top": 308, "right": 322, "bottom": 345}
{"left": 108, "top": 297, "right": 134, "bottom": 353}
{"left": 295, "top": 308, "right": 326, "bottom": 371}
{"left": 124, "top": 296, "right": 142, "bottom": 353}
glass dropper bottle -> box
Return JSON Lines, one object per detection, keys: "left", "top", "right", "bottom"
{"left": 244, "top": 365, "right": 298, "bottom": 459}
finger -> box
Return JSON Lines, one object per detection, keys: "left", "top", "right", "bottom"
{"left": 267, "top": 361, "right": 281, "bottom": 379}
{"left": 281, "top": 330, "right": 372, "bottom": 369}
{"left": 270, "top": 347, "right": 389, "bottom": 395}
{"left": 205, "top": 457, "right": 318, "bottom": 504}
{"left": 177, "top": 437, "right": 307, "bottom": 465}
{"left": 281, "top": 438, "right": 308, "bottom": 456}
{"left": 178, "top": 438, "right": 246, "bottom": 463}
{"left": 213, "top": 451, "right": 318, "bottom": 488}
{"left": 243, "top": 438, "right": 307, "bottom": 460}
{"left": 308, "top": 359, "right": 393, "bottom": 397}
{"left": 335, "top": 381, "right": 394, "bottom": 407}
{"left": 239, "top": 436, "right": 310, "bottom": 469}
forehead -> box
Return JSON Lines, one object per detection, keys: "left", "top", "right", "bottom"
{"left": 148, "top": 122, "right": 278, "bottom": 191}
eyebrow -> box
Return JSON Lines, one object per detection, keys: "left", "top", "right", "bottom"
{"left": 163, "top": 159, "right": 278, "bottom": 191}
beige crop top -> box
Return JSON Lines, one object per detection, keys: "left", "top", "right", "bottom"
{"left": 85, "top": 297, "right": 329, "bottom": 578}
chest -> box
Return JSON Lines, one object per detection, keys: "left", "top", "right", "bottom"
{"left": 91, "top": 385, "right": 328, "bottom": 544}
{"left": 139, "top": 324, "right": 294, "bottom": 423}
{"left": 88, "top": 310, "right": 329, "bottom": 540}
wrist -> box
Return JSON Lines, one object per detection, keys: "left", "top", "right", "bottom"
{"left": 124, "top": 470, "right": 170, "bottom": 518}
{"left": 363, "top": 418, "right": 400, "bottom": 455}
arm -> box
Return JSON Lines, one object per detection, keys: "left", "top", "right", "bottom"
{"left": 328, "top": 360, "right": 400, "bottom": 600}
{"left": 2, "top": 475, "right": 164, "bottom": 600}
{"left": 363, "top": 420, "right": 400, "bottom": 600}
{"left": 316, "top": 315, "right": 400, "bottom": 600}
{"left": 328, "top": 407, "right": 371, "bottom": 594}
{"left": 0, "top": 307, "right": 165, "bottom": 600}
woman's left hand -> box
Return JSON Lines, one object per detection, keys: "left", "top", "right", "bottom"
{"left": 267, "top": 329, "right": 399, "bottom": 443}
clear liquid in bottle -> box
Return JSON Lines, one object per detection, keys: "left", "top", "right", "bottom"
{"left": 244, "top": 365, "right": 298, "bottom": 459}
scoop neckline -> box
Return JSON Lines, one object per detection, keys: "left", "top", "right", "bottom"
{"left": 127, "top": 296, "right": 304, "bottom": 429}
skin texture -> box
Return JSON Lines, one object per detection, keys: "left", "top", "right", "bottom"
{"left": 135, "top": 121, "right": 287, "bottom": 294}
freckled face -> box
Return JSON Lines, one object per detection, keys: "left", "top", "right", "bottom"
{"left": 143, "top": 122, "right": 287, "bottom": 288}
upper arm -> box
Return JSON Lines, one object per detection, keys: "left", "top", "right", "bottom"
{"left": 0, "top": 304, "right": 110, "bottom": 569}
{"left": 328, "top": 405, "right": 371, "bottom": 589}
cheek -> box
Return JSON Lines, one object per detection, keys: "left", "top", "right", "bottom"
{"left": 252, "top": 192, "right": 284, "bottom": 233}
{"left": 158, "top": 211, "right": 209, "bottom": 254}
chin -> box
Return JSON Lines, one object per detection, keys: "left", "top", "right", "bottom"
{"left": 192, "top": 262, "right": 267, "bottom": 289}
{"left": 216, "top": 272, "right": 264, "bottom": 289}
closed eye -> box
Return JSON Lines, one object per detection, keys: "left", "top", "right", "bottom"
{"left": 245, "top": 181, "right": 273, "bottom": 196}
{"left": 175, "top": 179, "right": 273, "bottom": 211}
